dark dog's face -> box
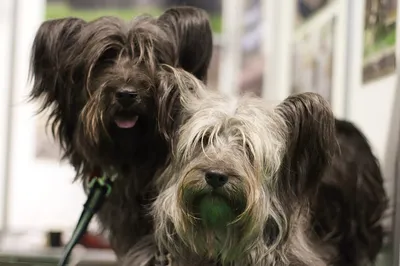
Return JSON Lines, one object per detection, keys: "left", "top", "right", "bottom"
{"left": 153, "top": 70, "right": 337, "bottom": 263}
{"left": 77, "top": 48, "right": 160, "bottom": 163}
{"left": 29, "top": 7, "right": 213, "bottom": 176}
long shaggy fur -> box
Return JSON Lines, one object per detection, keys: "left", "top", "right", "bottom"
{"left": 130, "top": 68, "right": 387, "bottom": 266}
{"left": 311, "top": 119, "right": 388, "bottom": 266}
{"left": 145, "top": 68, "right": 337, "bottom": 266}
{"left": 29, "top": 7, "right": 213, "bottom": 258}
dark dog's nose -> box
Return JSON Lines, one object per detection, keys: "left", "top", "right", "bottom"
{"left": 205, "top": 171, "right": 228, "bottom": 188}
{"left": 115, "top": 89, "right": 137, "bottom": 107}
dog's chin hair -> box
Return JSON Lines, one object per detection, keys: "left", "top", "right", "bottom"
{"left": 153, "top": 156, "right": 292, "bottom": 264}
{"left": 154, "top": 183, "right": 326, "bottom": 265}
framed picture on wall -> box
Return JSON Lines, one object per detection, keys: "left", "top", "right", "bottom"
{"left": 363, "top": 0, "right": 397, "bottom": 84}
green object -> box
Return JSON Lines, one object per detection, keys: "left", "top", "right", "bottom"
{"left": 88, "top": 175, "right": 113, "bottom": 196}
{"left": 198, "top": 195, "right": 235, "bottom": 229}
{"left": 58, "top": 174, "right": 115, "bottom": 266}
{"left": 45, "top": 3, "right": 222, "bottom": 33}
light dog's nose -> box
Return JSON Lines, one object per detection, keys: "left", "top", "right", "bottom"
{"left": 116, "top": 89, "right": 137, "bottom": 107}
{"left": 205, "top": 171, "right": 228, "bottom": 188}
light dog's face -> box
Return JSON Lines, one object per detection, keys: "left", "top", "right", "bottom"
{"left": 154, "top": 78, "right": 289, "bottom": 261}
{"left": 154, "top": 69, "right": 336, "bottom": 264}
{"left": 175, "top": 97, "right": 287, "bottom": 258}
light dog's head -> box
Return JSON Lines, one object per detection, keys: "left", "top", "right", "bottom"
{"left": 153, "top": 69, "right": 336, "bottom": 264}
{"left": 29, "top": 7, "right": 213, "bottom": 177}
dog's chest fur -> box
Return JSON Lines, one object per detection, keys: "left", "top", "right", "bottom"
{"left": 95, "top": 167, "right": 157, "bottom": 257}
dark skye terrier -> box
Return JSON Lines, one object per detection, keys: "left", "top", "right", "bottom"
{"left": 29, "top": 6, "right": 213, "bottom": 258}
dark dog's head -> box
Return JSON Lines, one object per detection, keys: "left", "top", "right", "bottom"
{"left": 29, "top": 7, "right": 213, "bottom": 177}
{"left": 153, "top": 69, "right": 336, "bottom": 264}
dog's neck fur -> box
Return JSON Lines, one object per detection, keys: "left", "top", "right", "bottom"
{"left": 94, "top": 167, "right": 157, "bottom": 257}
{"left": 83, "top": 142, "right": 169, "bottom": 257}
{"left": 161, "top": 210, "right": 328, "bottom": 266}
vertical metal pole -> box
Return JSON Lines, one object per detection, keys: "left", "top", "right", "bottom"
{"left": 261, "top": 0, "right": 275, "bottom": 99}
{"left": 262, "top": 0, "right": 295, "bottom": 101}
{"left": 218, "top": 0, "right": 245, "bottom": 96}
{"left": 0, "top": 0, "right": 19, "bottom": 234}
{"left": 391, "top": 1, "right": 400, "bottom": 265}
{"left": 343, "top": 0, "right": 365, "bottom": 119}
{"left": 331, "top": 0, "right": 348, "bottom": 119}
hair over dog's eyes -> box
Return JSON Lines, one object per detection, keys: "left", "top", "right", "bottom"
{"left": 98, "top": 47, "right": 120, "bottom": 64}
{"left": 201, "top": 133, "right": 210, "bottom": 148}
{"left": 245, "top": 142, "right": 255, "bottom": 164}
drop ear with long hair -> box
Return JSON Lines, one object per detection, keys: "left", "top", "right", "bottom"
{"left": 29, "top": 17, "right": 86, "bottom": 156}
{"left": 157, "top": 6, "right": 213, "bottom": 82}
{"left": 275, "top": 92, "right": 336, "bottom": 197}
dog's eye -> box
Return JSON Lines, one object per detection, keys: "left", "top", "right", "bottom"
{"left": 99, "top": 47, "right": 119, "bottom": 64}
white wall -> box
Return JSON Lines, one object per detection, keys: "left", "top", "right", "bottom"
{"left": 349, "top": 75, "right": 397, "bottom": 170}
{"left": 0, "top": 0, "right": 15, "bottom": 231}
{"left": 5, "top": 0, "right": 88, "bottom": 234}
{"left": 344, "top": 0, "right": 400, "bottom": 233}
{"left": 349, "top": 75, "right": 398, "bottom": 226}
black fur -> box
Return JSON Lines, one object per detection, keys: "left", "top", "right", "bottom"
{"left": 29, "top": 7, "right": 213, "bottom": 258}
{"left": 312, "top": 119, "right": 388, "bottom": 265}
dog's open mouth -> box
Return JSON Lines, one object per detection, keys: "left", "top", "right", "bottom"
{"left": 114, "top": 115, "right": 139, "bottom": 129}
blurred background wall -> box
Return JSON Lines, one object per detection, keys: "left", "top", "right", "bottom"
{"left": 0, "top": 0, "right": 399, "bottom": 264}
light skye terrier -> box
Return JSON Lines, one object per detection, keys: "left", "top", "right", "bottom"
{"left": 126, "top": 69, "right": 337, "bottom": 266}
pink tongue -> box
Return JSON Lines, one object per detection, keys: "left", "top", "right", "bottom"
{"left": 115, "top": 116, "right": 138, "bottom": 129}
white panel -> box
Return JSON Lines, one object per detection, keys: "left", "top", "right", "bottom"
{"left": 6, "top": 0, "right": 86, "bottom": 232}
{"left": 218, "top": 0, "right": 245, "bottom": 96}
{"left": 261, "top": 0, "right": 276, "bottom": 98}
{"left": 263, "top": 0, "right": 295, "bottom": 101}
{"left": 343, "top": 0, "right": 365, "bottom": 119}
{"left": 391, "top": 0, "right": 400, "bottom": 264}
{"left": 330, "top": 0, "right": 348, "bottom": 118}
{"left": 0, "top": 0, "right": 15, "bottom": 231}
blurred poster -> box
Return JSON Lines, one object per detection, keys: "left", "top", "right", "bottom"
{"left": 237, "top": 0, "right": 265, "bottom": 97}
{"left": 37, "top": 0, "right": 222, "bottom": 161}
{"left": 292, "top": 3, "right": 336, "bottom": 104}
{"left": 363, "top": 0, "right": 397, "bottom": 83}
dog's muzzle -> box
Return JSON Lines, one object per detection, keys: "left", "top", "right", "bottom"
{"left": 115, "top": 88, "right": 137, "bottom": 108}
{"left": 113, "top": 88, "right": 140, "bottom": 129}
{"left": 204, "top": 171, "right": 228, "bottom": 189}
